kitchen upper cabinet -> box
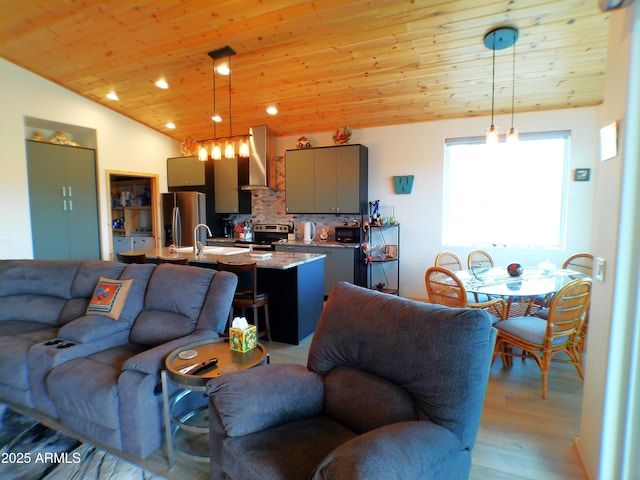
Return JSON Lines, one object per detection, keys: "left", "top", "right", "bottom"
{"left": 212, "top": 156, "right": 251, "bottom": 214}
{"left": 167, "top": 156, "right": 205, "bottom": 187}
{"left": 285, "top": 145, "right": 367, "bottom": 214}
{"left": 285, "top": 149, "right": 315, "bottom": 213}
{"left": 26, "top": 141, "right": 100, "bottom": 260}
{"left": 214, "top": 155, "right": 240, "bottom": 213}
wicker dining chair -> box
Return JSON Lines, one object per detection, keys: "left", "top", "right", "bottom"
{"left": 434, "top": 251, "right": 463, "bottom": 271}
{"left": 466, "top": 250, "right": 495, "bottom": 302}
{"left": 493, "top": 277, "right": 592, "bottom": 399}
{"left": 535, "top": 253, "right": 594, "bottom": 362}
{"left": 563, "top": 253, "right": 594, "bottom": 275}
{"left": 467, "top": 250, "right": 494, "bottom": 269}
{"left": 425, "top": 266, "right": 507, "bottom": 323}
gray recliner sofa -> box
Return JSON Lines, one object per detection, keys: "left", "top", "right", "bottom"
{"left": 0, "top": 259, "right": 237, "bottom": 458}
{"left": 206, "top": 281, "right": 496, "bottom": 480}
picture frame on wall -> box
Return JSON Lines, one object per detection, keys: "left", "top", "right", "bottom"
{"left": 574, "top": 168, "right": 591, "bottom": 182}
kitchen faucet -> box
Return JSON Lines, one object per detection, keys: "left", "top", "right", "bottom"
{"left": 194, "top": 224, "right": 212, "bottom": 256}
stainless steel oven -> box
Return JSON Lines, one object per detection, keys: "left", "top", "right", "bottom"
{"left": 233, "top": 224, "right": 289, "bottom": 251}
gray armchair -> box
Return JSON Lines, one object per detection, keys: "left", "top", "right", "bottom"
{"left": 206, "top": 281, "right": 496, "bottom": 480}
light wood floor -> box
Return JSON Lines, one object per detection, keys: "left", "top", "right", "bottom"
{"left": 136, "top": 336, "right": 585, "bottom": 480}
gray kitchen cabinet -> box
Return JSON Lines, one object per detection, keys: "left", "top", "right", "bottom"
{"left": 214, "top": 155, "right": 239, "bottom": 213}
{"left": 167, "top": 156, "right": 205, "bottom": 187}
{"left": 113, "top": 237, "right": 131, "bottom": 255}
{"left": 285, "top": 149, "right": 315, "bottom": 213}
{"left": 132, "top": 236, "right": 154, "bottom": 250}
{"left": 314, "top": 145, "right": 362, "bottom": 213}
{"left": 113, "top": 236, "right": 154, "bottom": 254}
{"left": 26, "top": 141, "right": 100, "bottom": 260}
{"left": 285, "top": 145, "right": 367, "bottom": 214}
{"left": 275, "top": 244, "right": 358, "bottom": 296}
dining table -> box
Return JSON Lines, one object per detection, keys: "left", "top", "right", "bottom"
{"left": 455, "top": 266, "right": 588, "bottom": 317}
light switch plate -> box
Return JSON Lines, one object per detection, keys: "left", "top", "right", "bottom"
{"left": 595, "top": 257, "right": 606, "bottom": 282}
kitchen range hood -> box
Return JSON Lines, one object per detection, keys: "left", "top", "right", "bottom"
{"left": 241, "top": 125, "right": 277, "bottom": 190}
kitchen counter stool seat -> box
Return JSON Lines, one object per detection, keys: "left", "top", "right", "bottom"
{"left": 117, "top": 252, "right": 146, "bottom": 264}
{"left": 157, "top": 256, "right": 189, "bottom": 265}
{"left": 217, "top": 262, "right": 271, "bottom": 341}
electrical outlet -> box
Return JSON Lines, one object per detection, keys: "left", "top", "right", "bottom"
{"left": 594, "top": 257, "right": 606, "bottom": 282}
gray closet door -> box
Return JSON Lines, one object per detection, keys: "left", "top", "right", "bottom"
{"left": 27, "top": 141, "right": 100, "bottom": 259}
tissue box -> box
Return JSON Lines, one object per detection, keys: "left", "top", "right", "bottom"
{"left": 229, "top": 325, "right": 257, "bottom": 352}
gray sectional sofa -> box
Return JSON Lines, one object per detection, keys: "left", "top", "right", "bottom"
{"left": 0, "top": 259, "right": 237, "bottom": 458}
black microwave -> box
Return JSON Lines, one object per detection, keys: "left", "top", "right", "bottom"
{"left": 335, "top": 226, "right": 361, "bottom": 243}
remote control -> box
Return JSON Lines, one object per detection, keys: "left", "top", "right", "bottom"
{"left": 178, "top": 358, "right": 218, "bottom": 375}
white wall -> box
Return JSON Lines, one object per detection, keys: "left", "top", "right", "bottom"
{"left": 277, "top": 106, "right": 598, "bottom": 299}
{"left": 0, "top": 58, "right": 180, "bottom": 260}
{"left": 580, "top": 4, "right": 639, "bottom": 479}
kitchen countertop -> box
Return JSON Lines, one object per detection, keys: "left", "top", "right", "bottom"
{"left": 275, "top": 239, "right": 360, "bottom": 249}
{"left": 208, "top": 237, "right": 360, "bottom": 249}
{"left": 128, "top": 247, "right": 325, "bottom": 270}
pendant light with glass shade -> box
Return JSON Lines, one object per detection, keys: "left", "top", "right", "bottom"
{"left": 483, "top": 27, "right": 519, "bottom": 145}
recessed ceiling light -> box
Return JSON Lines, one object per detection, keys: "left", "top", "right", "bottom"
{"left": 106, "top": 92, "right": 119, "bottom": 100}
{"left": 266, "top": 106, "right": 278, "bottom": 115}
{"left": 166, "top": 122, "right": 176, "bottom": 129}
{"left": 155, "top": 79, "right": 169, "bottom": 89}
{"left": 212, "top": 115, "right": 222, "bottom": 123}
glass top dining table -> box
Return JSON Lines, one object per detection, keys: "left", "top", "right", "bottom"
{"left": 455, "top": 266, "right": 588, "bottom": 317}
{"left": 455, "top": 266, "right": 587, "bottom": 298}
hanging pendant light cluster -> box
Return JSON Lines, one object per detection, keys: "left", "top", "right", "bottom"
{"left": 483, "top": 27, "right": 519, "bottom": 145}
{"left": 197, "top": 46, "right": 250, "bottom": 161}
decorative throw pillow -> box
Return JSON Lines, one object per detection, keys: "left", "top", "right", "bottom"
{"left": 86, "top": 277, "right": 132, "bottom": 320}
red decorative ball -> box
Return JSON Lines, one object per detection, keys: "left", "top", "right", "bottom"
{"left": 507, "top": 263, "right": 523, "bottom": 277}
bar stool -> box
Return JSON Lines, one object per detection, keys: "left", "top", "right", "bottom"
{"left": 216, "top": 262, "right": 271, "bottom": 341}
{"left": 157, "top": 256, "right": 189, "bottom": 265}
{"left": 117, "top": 252, "right": 147, "bottom": 264}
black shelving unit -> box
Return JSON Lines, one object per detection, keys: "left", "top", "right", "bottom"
{"left": 365, "top": 223, "right": 400, "bottom": 295}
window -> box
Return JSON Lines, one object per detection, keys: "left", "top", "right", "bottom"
{"left": 443, "top": 131, "right": 570, "bottom": 249}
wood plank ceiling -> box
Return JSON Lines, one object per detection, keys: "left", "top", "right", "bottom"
{"left": 0, "top": 0, "right": 610, "bottom": 143}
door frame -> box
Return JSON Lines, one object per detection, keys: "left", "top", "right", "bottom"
{"left": 106, "top": 170, "right": 160, "bottom": 260}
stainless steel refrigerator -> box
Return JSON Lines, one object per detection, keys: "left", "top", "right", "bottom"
{"left": 161, "top": 192, "right": 206, "bottom": 247}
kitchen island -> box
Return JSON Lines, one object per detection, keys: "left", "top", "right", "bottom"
{"left": 126, "top": 247, "right": 325, "bottom": 344}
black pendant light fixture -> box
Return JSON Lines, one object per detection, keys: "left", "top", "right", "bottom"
{"left": 483, "top": 26, "right": 519, "bottom": 145}
{"left": 198, "top": 46, "right": 250, "bottom": 161}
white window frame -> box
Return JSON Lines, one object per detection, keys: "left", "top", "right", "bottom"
{"left": 442, "top": 131, "right": 571, "bottom": 249}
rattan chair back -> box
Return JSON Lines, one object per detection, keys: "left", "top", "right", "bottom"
{"left": 425, "top": 266, "right": 467, "bottom": 308}
{"left": 467, "top": 250, "right": 494, "bottom": 269}
{"left": 562, "top": 253, "right": 594, "bottom": 276}
{"left": 434, "top": 251, "right": 463, "bottom": 271}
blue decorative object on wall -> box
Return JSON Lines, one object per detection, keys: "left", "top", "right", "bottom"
{"left": 393, "top": 175, "right": 414, "bottom": 194}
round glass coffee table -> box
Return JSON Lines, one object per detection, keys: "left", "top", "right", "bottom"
{"left": 161, "top": 339, "right": 268, "bottom": 467}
